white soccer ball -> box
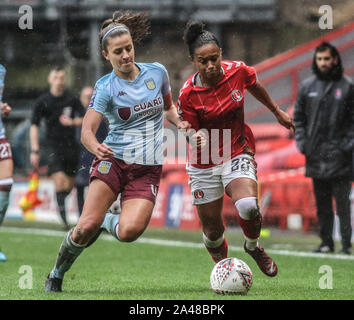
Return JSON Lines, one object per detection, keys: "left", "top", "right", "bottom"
{"left": 210, "top": 257, "right": 253, "bottom": 295}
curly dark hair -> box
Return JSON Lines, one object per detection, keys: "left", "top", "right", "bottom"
{"left": 99, "top": 11, "right": 150, "bottom": 52}
{"left": 312, "top": 42, "right": 343, "bottom": 81}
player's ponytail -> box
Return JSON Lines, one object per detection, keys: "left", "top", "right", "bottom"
{"left": 183, "top": 20, "right": 220, "bottom": 58}
{"left": 99, "top": 11, "right": 150, "bottom": 52}
{"left": 101, "top": 18, "right": 113, "bottom": 31}
{"left": 184, "top": 20, "right": 204, "bottom": 47}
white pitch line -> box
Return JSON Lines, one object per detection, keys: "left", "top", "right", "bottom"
{"left": 2, "top": 226, "right": 354, "bottom": 261}
{"left": 2, "top": 226, "right": 67, "bottom": 238}
{"left": 135, "top": 237, "right": 354, "bottom": 261}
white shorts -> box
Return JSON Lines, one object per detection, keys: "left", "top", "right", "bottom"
{"left": 187, "top": 154, "right": 258, "bottom": 205}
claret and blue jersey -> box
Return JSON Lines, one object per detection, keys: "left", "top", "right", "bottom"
{"left": 89, "top": 62, "right": 171, "bottom": 165}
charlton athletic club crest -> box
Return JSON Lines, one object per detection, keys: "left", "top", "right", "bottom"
{"left": 231, "top": 89, "right": 243, "bottom": 102}
{"left": 194, "top": 189, "right": 204, "bottom": 199}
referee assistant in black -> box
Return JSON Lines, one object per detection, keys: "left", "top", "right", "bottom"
{"left": 30, "top": 66, "right": 85, "bottom": 229}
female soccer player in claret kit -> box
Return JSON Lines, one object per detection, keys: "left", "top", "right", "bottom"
{"left": 45, "top": 11, "right": 190, "bottom": 292}
{"left": 178, "top": 21, "right": 295, "bottom": 277}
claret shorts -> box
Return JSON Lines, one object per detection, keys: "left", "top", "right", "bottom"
{"left": 187, "top": 154, "right": 258, "bottom": 205}
{"left": 90, "top": 157, "right": 162, "bottom": 204}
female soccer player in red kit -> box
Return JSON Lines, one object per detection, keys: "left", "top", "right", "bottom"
{"left": 178, "top": 21, "right": 295, "bottom": 277}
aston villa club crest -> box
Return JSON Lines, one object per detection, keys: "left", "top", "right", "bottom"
{"left": 145, "top": 78, "right": 156, "bottom": 90}
{"left": 231, "top": 89, "right": 243, "bottom": 102}
{"left": 98, "top": 161, "right": 112, "bottom": 174}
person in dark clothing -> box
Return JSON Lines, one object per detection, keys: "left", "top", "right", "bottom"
{"left": 294, "top": 42, "right": 354, "bottom": 255}
{"left": 30, "top": 66, "right": 86, "bottom": 229}
{"left": 75, "top": 86, "right": 108, "bottom": 215}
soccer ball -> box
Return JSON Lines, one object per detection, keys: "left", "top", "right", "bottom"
{"left": 210, "top": 257, "right": 253, "bottom": 295}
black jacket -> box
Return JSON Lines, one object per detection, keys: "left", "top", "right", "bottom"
{"left": 294, "top": 74, "right": 354, "bottom": 179}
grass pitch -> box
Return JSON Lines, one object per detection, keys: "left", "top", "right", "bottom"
{"left": 0, "top": 220, "right": 353, "bottom": 300}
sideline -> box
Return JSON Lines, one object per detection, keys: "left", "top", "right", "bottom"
{"left": 2, "top": 226, "right": 354, "bottom": 261}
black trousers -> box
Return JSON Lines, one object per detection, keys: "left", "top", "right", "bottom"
{"left": 76, "top": 185, "right": 85, "bottom": 216}
{"left": 312, "top": 178, "right": 352, "bottom": 249}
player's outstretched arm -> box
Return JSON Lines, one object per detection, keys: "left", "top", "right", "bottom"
{"left": 81, "top": 108, "right": 114, "bottom": 160}
{"left": 247, "top": 81, "right": 295, "bottom": 131}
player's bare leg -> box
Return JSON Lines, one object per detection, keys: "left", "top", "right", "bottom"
{"left": 45, "top": 179, "right": 115, "bottom": 292}
{"left": 72, "top": 179, "right": 116, "bottom": 244}
{"left": 226, "top": 178, "right": 278, "bottom": 277}
{"left": 197, "top": 197, "right": 228, "bottom": 263}
{"left": 117, "top": 199, "right": 154, "bottom": 241}
{"left": 97, "top": 198, "right": 155, "bottom": 243}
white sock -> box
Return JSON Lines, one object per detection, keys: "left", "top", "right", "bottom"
{"left": 202, "top": 233, "right": 224, "bottom": 248}
{"left": 245, "top": 236, "right": 258, "bottom": 251}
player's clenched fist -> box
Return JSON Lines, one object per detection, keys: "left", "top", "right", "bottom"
{"left": 177, "top": 120, "right": 191, "bottom": 132}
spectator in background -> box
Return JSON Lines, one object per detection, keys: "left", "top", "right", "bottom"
{"left": 294, "top": 42, "right": 354, "bottom": 255}
{"left": 30, "top": 66, "right": 86, "bottom": 229}
{"left": 0, "top": 102, "right": 13, "bottom": 262}
{"left": 75, "top": 86, "right": 108, "bottom": 215}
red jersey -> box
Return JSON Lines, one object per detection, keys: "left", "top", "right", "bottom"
{"left": 177, "top": 60, "right": 257, "bottom": 169}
